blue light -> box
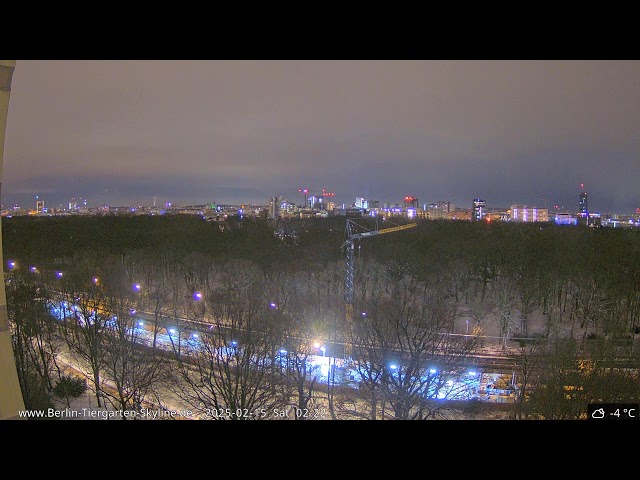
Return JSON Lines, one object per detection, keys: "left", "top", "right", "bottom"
{"left": 133, "top": 283, "right": 141, "bottom": 292}
{"left": 390, "top": 364, "right": 398, "bottom": 370}
{"left": 269, "top": 302, "right": 277, "bottom": 309}
{"left": 192, "top": 333, "right": 199, "bottom": 338}
{"left": 30, "top": 266, "right": 37, "bottom": 273}
{"left": 279, "top": 349, "right": 287, "bottom": 355}
{"left": 429, "top": 368, "right": 437, "bottom": 374}
{"left": 138, "top": 322, "right": 144, "bottom": 327}
{"left": 169, "top": 329, "right": 176, "bottom": 334}
{"left": 8, "top": 261, "right": 16, "bottom": 269}
{"left": 56, "top": 271, "right": 63, "bottom": 278}
{"left": 231, "top": 340, "right": 238, "bottom": 346}
{"left": 193, "top": 292, "right": 203, "bottom": 300}
{"left": 468, "top": 371, "right": 477, "bottom": 376}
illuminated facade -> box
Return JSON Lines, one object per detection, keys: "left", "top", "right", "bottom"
{"left": 510, "top": 205, "right": 549, "bottom": 223}
{"left": 472, "top": 198, "right": 486, "bottom": 221}
{"left": 269, "top": 196, "right": 282, "bottom": 219}
{"left": 554, "top": 213, "right": 578, "bottom": 225}
{"left": 426, "top": 201, "right": 453, "bottom": 220}
{"left": 355, "top": 197, "right": 368, "bottom": 209}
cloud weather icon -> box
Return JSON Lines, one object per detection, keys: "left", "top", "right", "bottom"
{"left": 591, "top": 408, "right": 605, "bottom": 419}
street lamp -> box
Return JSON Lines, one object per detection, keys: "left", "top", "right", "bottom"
{"left": 55, "top": 271, "right": 63, "bottom": 279}
{"left": 313, "top": 342, "right": 326, "bottom": 357}
{"left": 7, "top": 260, "right": 16, "bottom": 270}
{"left": 133, "top": 283, "right": 141, "bottom": 292}
{"left": 193, "top": 291, "right": 203, "bottom": 301}
{"left": 29, "top": 266, "right": 37, "bottom": 273}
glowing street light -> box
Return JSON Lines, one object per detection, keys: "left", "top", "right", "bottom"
{"left": 133, "top": 283, "right": 141, "bottom": 292}
{"left": 56, "top": 271, "right": 63, "bottom": 279}
{"left": 93, "top": 277, "right": 100, "bottom": 285}
{"left": 30, "top": 266, "right": 37, "bottom": 273}
{"left": 390, "top": 364, "right": 398, "bottom": 371}
{"left": 269, "top": 302, "right": 277, "bottom": 309}
{"left": 313, "top": 341, "right": 327, "bottom": 357}
{"left": 7, "top": 260, "right": 16, "bottom": 270}
{"left": 193, "top": 291, "right": 203, "bottom": 300}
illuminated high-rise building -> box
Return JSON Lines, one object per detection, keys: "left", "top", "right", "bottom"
{"left": 355, "top": 197, "right": 368, "bottom": 209}
{"left": 36, "top": 199, "right": 44, "bottom": 214}
{"left": 472, "top": 198, "right": 486, "bottom": 221}
{"left": 579, "top": 184, "right": 588, "bottom": 215}
{"left": 269, "top": 196, "right": 282, "bottom": 219}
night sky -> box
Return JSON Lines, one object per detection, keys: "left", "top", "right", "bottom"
{"left": 3, "top": 60, "right": 639, "bottom": 214}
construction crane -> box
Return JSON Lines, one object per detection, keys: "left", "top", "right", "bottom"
{"left": 340, "top": 218, "right": 417, "bottom": 356}
{"left": 298, "top": 188, "right": 335, "bottom": 208}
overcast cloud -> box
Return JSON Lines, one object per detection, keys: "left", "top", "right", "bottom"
{"left": 3, "top": 60, "right": 639, "bottom": 213}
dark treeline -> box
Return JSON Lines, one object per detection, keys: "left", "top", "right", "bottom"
{"left": 6, "top": 215, "right": 640, "bottom": 338}
{"left": 6, "top": 215, "right": 640, "bottom": 340}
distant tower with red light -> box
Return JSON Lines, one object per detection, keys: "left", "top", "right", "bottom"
{"left": 404, "top": 196, "right": 419, "bottom": 209}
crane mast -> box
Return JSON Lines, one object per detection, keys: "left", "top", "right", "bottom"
{"left": 341, "top": 218, "right": 417, "bottom": 357}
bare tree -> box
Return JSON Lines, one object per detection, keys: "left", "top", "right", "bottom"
{"left": 465, "top": 292, "right": 495, "bottom": 330}
{"left": 171, "top": 261, "right": 285, "bottom": 420}
{"left": 100, "top": 294, "right": 165, "bottom": 417}
{"left": 58, "top": 270, "right": 113, "bottom": 407}
{"left": 139, "top": 252, "right": 174, "bottom": 354}
{"left": 511, "top": 340, "right": 544, "bottom": 420}
{"left": 492, "top": 275, "right": 517, "bottom": 350}
{"left": 349, "top": 270, "right": 480, "bottom": 420}
{"left": 266, "top": 273, "right": 326, "bottom": 419}
{"left": 7, "top": 276, "right": 62, "bottom": 409}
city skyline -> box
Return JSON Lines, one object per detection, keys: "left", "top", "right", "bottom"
{"left": 2, "top": 60, "right": 640, "bottom": 213}
{"left": 0, "top": 184, "right": 600, "bottom": 214}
